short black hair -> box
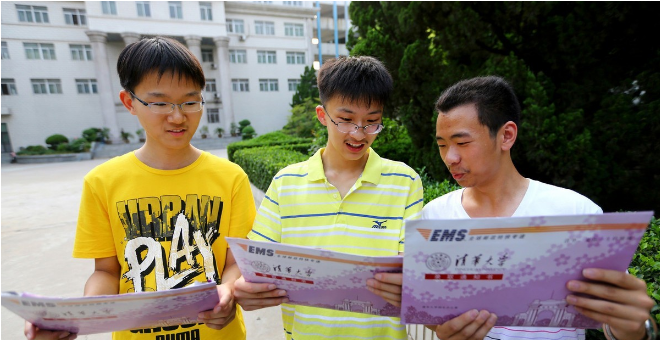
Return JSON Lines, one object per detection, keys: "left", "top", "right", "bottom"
{"left": 435, "top": 76, "right": 521, "bottom": 137}
{"left": 117, "top": 36, "right": 205, "bottom": 93}
{"left": 317, "top": 56, "right": 393, "bottom": 107}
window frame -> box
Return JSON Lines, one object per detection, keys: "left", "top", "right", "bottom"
{"left": 101, "top": 1, "right": 117, "bottom": 15}
{"left": 207, "top": 108, "right": 220, "bottom": 124}
{"left": 200, "top": 2, "right": 212, "bottom": 21}
{"left": 75, "top": 79, "right": 98, "bottom": 94}
{"left": 227, "top": 19, "right": 244, "bottom": 34}
{"left": 288, "top": 78, "right": 301, "bottom": 92}
{"left": 1, "top": 79, "right": 18, "bottom": 95}
{"left": 169, "top": 1, "right": 183, "bottom": 19}
{"left": 255, "top": 20, "right": 275, "bottom": 35}
{"left": 70, "top": 44, "right": 93, "bottom": 61}
{"left": 2, "top": 42, "right": 10, "bottom": 60}
{"left": 16, "top": 5, "right": 50, "bottom": 23}
{"left": 136, "top": 1, "right": 151, "bottom": 17}
{"left": 31, "top": 78, "right": 62, "bottom": 94}
{"left": 232, "top": 79, "right": 249, "bottom": 92}
{"left": 257, "top": 50, "right": 277, "bottom": 64}
{"left": 284, "top": 23, "right": 304, "bottom": 37}
{"left": 63, "top": 8, "right": 87, "bottom": 26}
{"left": 286, "top": 51, "right": 305, "bottom": 65}
{"left": 229, "top": 49, "right": 247, "bottom": 64}
{"left": 205, "top": 79, "right": 217, "bottom": 93}
{"left": 259, "top": 78, "right": 278, "bottom": 92}
{"left": 201, "top": 48, "right": 214, "bottom": 63}
{"left": 24, "top": 43, "right": 56, "bottom": 60}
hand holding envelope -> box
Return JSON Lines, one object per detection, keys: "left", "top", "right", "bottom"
{"left": 234, "top": 276, "right": 289, "bottom": 311}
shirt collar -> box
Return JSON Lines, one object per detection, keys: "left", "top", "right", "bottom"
{"left": 306, "top": 147, "right": 382, "bottom": 185}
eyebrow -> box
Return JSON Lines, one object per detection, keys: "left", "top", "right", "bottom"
{"left": 146, "top": 91, "right": 201, "bottom": 98}
{"left": 436, "top": 132, "right": 472, "bottom": 141}
{"left": 335, "top": 107, "right": 382, "bottom": 115}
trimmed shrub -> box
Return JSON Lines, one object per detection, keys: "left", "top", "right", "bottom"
{"left": 16, "top": 145, "right": 53, "bottom": 155}
{"left": 418, "top": 167, "right": 461, "bottom": 204}
{"left": 45, "top": 134, "right": 69, "bottom": 150}
{"left": 241, "top": 126, "right": 256, "bottom": 140}
{"left": 629, "top": 217, "right": 660, "bottom": 324}
{"left": 227, "top": 131, "right": 313, "bottom": 162}
{"left": 68, "top": 138, "right": 91, "bottom": 152}
{"left": 82, "top": 127, "right": 103, "bottom": 143}
{"left": 233, "top": 146, "right": 309, "bottom": 192}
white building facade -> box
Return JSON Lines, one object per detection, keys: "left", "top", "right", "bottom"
{"left": 0, "top": 1, "right": 344, "bottom": 152}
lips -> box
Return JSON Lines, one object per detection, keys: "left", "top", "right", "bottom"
{"left": 346, "top": 141, "right": 365, "bottom": 152}
{"left": 167, "top": 128, "right": 186, "bottom": 136}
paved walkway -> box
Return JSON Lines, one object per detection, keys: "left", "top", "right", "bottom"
{"left": 0, "top": 149, "right": 284, "bottom": 340}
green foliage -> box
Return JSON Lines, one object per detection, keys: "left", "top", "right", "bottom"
{"left": 233, "top": 146, "right": 308, "bottom": 192}
{"left": 230, "top": 122, "right": 240, "bottom": 136}
{"left": 120, "top": 129, "right": 133, "bottom": 143}
{"left": 282, "top": 97, "right": 322, "bottom": 138}
{"left": 68, "top": 138, "right": 91, "bottom": 152}
{"left": 629, "top": 217, "right": 660, "bottom": 324}
{"left": 349, "top": 1, "right": 660, "bottom": 212}
{"left": 215, "top": 127, "right": 224, "bottom": 136}
{"left": 241, "top": 126, "right": 256, "bottom": 140}
{"left": 45, "top": 134, "right": 69, "bottom": 150}
{"left": 227, "top": 131, "right": 313, "bottom": 162}
{"left": 291, "top": 65, "right": 320, "bottom": 107}
{"left": 238, "top": 119, "right": 251, "bottom": 130}
{"left": 199, "top": 125, "right": 209, "bottom": 136}
{"left": 17, "top": 145, "right": 53, "bottom": 155}
{"left": 371, "top": 118, "right": 414, "bottom": 164}
{"left": 82, "top": 128, "right": 103, "bottom": 143}
{"left": 418, "top": 167, "right": 461, "bottom": 204}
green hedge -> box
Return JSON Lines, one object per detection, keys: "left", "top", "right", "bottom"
{"left": 233, "top": 146, "right": 309, "bottom": 192}
{"left": 227, "top": 131, "right": 313, "bottom": 162}
{"left": 629, "top": 217, "right": 660, "bottom": 324}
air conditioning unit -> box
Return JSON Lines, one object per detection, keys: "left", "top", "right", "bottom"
{"left": 210, "top": 63, "right": 218, "bottom": 69}
{"left": 239, "top": 35, "right": 246, "bottom": 42}
{"left": 213, "top": 93, "right": 221, "bottom": 103}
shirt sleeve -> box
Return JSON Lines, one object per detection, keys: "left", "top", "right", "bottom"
{"left": 228, "top": 174, "right": 257, "bottom": 241}
{"left": 248, "top": 177, "right": 282, "bottom": 243}
{"left": 72, "top": 177, "right": 116, "bottom": 258}
{"left": 399, "top": 172, "right": 424, "bottom": 253}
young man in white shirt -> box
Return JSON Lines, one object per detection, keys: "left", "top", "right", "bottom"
{"left": 369, "top": 76, "right": 657, "bottom": 340}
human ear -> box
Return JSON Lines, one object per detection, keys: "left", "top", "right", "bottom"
{"left": 316, "top": 105, "right": 328, "bottom": 126}
{"left": 500, "top": 121, "right": 518, "bottom": 151}
{"left": 119, "top": 90, "right": 136, "bottom": 116}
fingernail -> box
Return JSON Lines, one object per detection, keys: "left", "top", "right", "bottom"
{"left": 568, "top": 281, "right": 580, "bottom": 290}
{"left": 566, "top": 295, "right": 577, "bottom": 304}
{"left": 375, "top": 274, "right": 382, "bottom": 280}
{"left": 469, "top": 309, "right": 479, "bottom": 319}
{"left": 278, "top": 290, "right": 287, "bottom": 296}
{"left": 583, "top": 268, "right": 597, "bottom": 278}
{"left": 59, "top": 332, "right": 71, "bottom": 339}
{"left": 268, "top": 284, "right": 276, "bottom": 290}
{"left": 283, "top": 298, "right": 289, "bottom": 303}
{"left": 214, "top": 306, "right": 221, "bottom": 313}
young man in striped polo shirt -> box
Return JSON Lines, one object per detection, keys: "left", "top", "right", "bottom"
{"left": 234, "top": 56, "right": 424, "bottom": 339}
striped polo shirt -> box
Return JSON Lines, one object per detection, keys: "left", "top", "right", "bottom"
{"left": 248, "top": 148, "right": 423, "bottom": 340}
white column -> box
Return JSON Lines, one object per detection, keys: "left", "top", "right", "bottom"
{"left": 86, "top": 30, "right": 120, "bottom": 142}
{"left": 213, "top": 36, "right": 233, "bottom": 132}
{"left": 306, "top": 18, "right": 315, "bottom": 66}
{"left": 121, "top": 32, "right": 141, "bottom": 46}
{"left": 184, "top": 35, "right": 203, "bottom": 63}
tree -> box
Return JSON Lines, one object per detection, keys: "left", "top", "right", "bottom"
{"left": 349, "top": 2, "right": 660, "bottom": 213}
{"left": 291, "top": 66, "right": 319, "bottom": 107}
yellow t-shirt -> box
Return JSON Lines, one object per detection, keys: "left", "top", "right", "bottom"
{"left": 248, "top": 148, "right": 424, "bottom": 340}
{"left": 73, "top": 151, "right": 256, "bottom": 340}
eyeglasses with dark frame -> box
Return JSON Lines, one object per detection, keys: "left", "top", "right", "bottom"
{"left": 129, "top": 90, "right": 205, "bottom": 114}
{"left": 322, "top": 105, "right": 384, "bottom": 135}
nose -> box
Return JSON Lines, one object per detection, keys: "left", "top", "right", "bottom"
{"left": 349, "top": 126, "right": 367, "bottom": 139}
{"left": 443, "top": 145, "right": 460, "bottom": 166}
{"left": 167, "top": 105, "right": 186, "bottom": 124}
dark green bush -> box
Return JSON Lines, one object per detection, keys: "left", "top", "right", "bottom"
{"left": 629, "top": 217, "right": 660, "bottom": 324}
{"left": 68, "top": 138, "right": 91, "bottom": 152}
{"left": 418, "top": 167, "right": 461, "bottom": 204}
{"left": 16, "top": 145, "right": 53, "bottom": 155}
{"left": 233, "top": 146, "right": 309, "bottom": 192}
{"left": 282, "top": 97, "right": 322, "bottom": 138}
{"left": 238, "top": 119, "right": 251, "bottom": 130}
{"left": 82, "top": 127, "right": 103, "bottom": 143}
{"left": 241, "top": 126, "right": 256, "bottom": 140}
{"left": 45, "top": 134, "right": 69, "bottom": 150}
{"left": 227, "top": 131, "right": 313, "bottom": 162}
{"left": 371, "top": 118, "right": 414, "bottom": 164}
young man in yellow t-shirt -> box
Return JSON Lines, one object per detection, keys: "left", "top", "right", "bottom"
{"left": 24, "top": 37, "right": 256, "bottom": 340}
{"left": 234, "top": 56, "right": 424, "bottom": 339}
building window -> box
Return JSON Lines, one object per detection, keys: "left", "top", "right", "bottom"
{"left": 286, "top": 52, "right": 305, "bottom": 64}
{"left": 70, "top": 44, "right": 92, "bottom": 61}
{"left": 16, "top": 5, "right": 49, "bottom": 23}
{"left": 253, "top": 1, "right": 273, "bottom": 3}
{"left": 259, "top": 79, "right": 278, "bottom": 92}
{"left": 205, "top": 79, "right": 217, "bottom": 93}
{"left": 32, "top": 79, "right": 62, "bottom": 94}
{"left": 2, "top": 42, "right": 9, "bottom": 59}
{"left": 169, "top": 1, "right": 182, "bottom": 19}
{"left": 24, "top": 43, "right": 56, "bottom": 60}
{"left": 76, "top": 79, "right": 98, "bottom": 94}
{"left": 229, "top": 50, "right": 247, "bottom": 64}
{"left": 2, "top": 79, "right": 18, "bottom": 95}
{"left": 207, "top": 108, "right": 220, "bottom": 123}
{"left": 227, "top": 19, "right": 244, "bottom": 34}
{"left": 201, "top": 49, "right": 214, "bottom": 63}
{"left": 232, "top": 79, "right": 249, "bottom": 92}
{"left": 255, "top": 21, "right": 275, "bottom": 35}
{"left": 288, "top": 79, "right": 301, "bottom": 92}
{"left": 283, "top": 1, "right": 303, "bottom": 6}
{"left": 63, "top": 8, "right": 86, "bottom": 25}
{"left": 101, "top": 1, "right": 117, "bottom": 15}
{"left": 284, "top": 23, "right": 304, "bottom": 37}
{"left": 257, "top": 50, "right": 276, "bottom": 64}
{"left": 200, "top": 2, "right": 212, "bottom": 21}
{"left": 136, "top": 1, "right": 151, "bottom": 17}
